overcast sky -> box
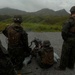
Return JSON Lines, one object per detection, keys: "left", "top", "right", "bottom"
{"left": 0, "top": 0, "right": 75, "bottom": 13}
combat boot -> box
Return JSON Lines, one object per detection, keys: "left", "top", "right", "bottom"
{"left": 54, "top": 66, "right": 66, "bottom": 71}
{"left": 17, "top": 70, "right": 22, "bottom": 75}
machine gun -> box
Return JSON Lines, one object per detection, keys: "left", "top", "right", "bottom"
{"left": 29, "top": 38, "right": 60, "bottom": 62}
{"left": 29, "top": 38, "right": 42, "bottom": 47}
{"left": 29, "top": 38, "right": 42, "bottom": 57}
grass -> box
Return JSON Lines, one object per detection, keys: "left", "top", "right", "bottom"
{"left": 0, "top": 22, "right": 62, "bottom": 32}
{"left": 22, "top": 23, "right": 62, "bottom": 32}
{"left": 0, "top": 22, "right": 9, "bottom": 32}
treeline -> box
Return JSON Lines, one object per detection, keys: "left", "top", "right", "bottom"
{"left": 23, "top": 15, "right": 69, "bottom": 25}
{"left": 0, "top": 15, "right": 69, "bottom": 25}
{"left": 0, "top": 15, "right": 69, "bottom": 32}
{"left": 0, "top": 15, "right": 11, "bottom": 21}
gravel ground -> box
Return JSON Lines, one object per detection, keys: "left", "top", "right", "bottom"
{"left": 0, "top": 32, "right": 75, "bottom": 75}
{"left": 24, "top": 32, "right": 75, "bottom": 75}
{"left": 28, "top": 32, "right": 63, "bottom": 57}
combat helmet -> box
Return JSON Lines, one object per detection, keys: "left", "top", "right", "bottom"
{"left": 70, "top": 6, "right": 75, "bottom": 14}
{"left": 13, "top": 15, "right": 23, "bottom": 23}
{"left": 43, "top": 40, "right": 51, "bottom": 47}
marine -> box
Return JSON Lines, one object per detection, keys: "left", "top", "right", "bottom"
{"left": 56, "top": 6, "right": 75, "bottom": 70}
{"left": 0, "top": 40, "right": 17, "bottom": 75}
{"left": 2, "top": 15, "right": 31, "bottom": 70}
{"left": 36, "top": 40, "right": 54, "bottom": 69}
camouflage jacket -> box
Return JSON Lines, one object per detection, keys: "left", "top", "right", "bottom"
{"left": 2, "top": 23, "right": 28, "bottom": 48}
{"left": 2, "top": 23, "right": 31, "bottom": 57}
{"left": 38, "top": 46, "right": 54, "bottom": 65}
{"left": 62, "top": 16, "right": 75, "bottom": 41}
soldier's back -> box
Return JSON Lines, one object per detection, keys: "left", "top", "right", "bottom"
{"left": 41, "top": 47, "right": 54, "bottom": 65}
{"left": 7, "top": 24, "right": 23, "bottom": 46}
{"left": 36, "top": 46, "right": 54, "bottom": 69}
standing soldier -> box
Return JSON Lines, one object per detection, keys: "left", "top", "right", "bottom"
{"left": 2, "top": 15, "right": 31, "bottom": 70}
{"left": 56, "top": 6, "right": 75, "bottom": 70}
{"left": 0, "top": 40, "right": 17, "bottom": 75}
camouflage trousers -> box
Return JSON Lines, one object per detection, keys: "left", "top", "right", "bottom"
{"left": 0, "top": 57, "right": 17, "bottom": 75}
{"left": 8, "top": 46, "right": 26, "bottom": 70}
{"left": 59, "top": 39, "right": 75, "bottom": 69}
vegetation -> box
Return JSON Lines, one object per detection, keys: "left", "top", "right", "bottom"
{"left": 0, "top": 15, "right": 69, "bottom": 32}
{"left": 22, "top": 23, "right": 62, "bottom": 32}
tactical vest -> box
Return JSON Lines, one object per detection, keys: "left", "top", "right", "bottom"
{"left": 70, "top": 26, "right": 75, "bottom": 33}
{"left": 7, "top": 25, "right": 22, "bottom": 45}
{"left": 70, "top": 17, "right": 75, "bottom": 33}
{"left": 40, "top": 47, "right": 54, "bottom": 65}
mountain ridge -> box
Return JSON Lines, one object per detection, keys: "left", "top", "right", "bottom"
{"left": 0, "top": 7, "right": 69, "bottom": 16}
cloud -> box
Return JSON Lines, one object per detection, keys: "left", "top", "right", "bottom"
{"left": 0, "top": 0, "right": 75, "bottom": 12}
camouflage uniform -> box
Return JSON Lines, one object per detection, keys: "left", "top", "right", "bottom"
{"left": 59, "top": 16, "right": 75, "bottom": 70}
{"left": 0, "top": 40, "right": 17, "bottom": 75}
{"left": 2, "top": 16, "right": 30, "bottom": 70}
{"left": 36, "top": 40, "right": 54, "bottom": 69}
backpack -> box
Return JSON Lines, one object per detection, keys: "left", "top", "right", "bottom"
{"left": 40, "top": 47, "right": 54, "bottom": 65}
{"left": 7, "top": 25, "right": 22, "bottom": 45}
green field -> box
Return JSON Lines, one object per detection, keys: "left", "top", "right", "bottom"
{"left": 22, "top": 23, "right": 62, "bottom": 32}
{"left": 0, "top": 22, "right": 62, "bottom": 32}
{"left": 0, "top": 15, "right": 68, "bottom": 32}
